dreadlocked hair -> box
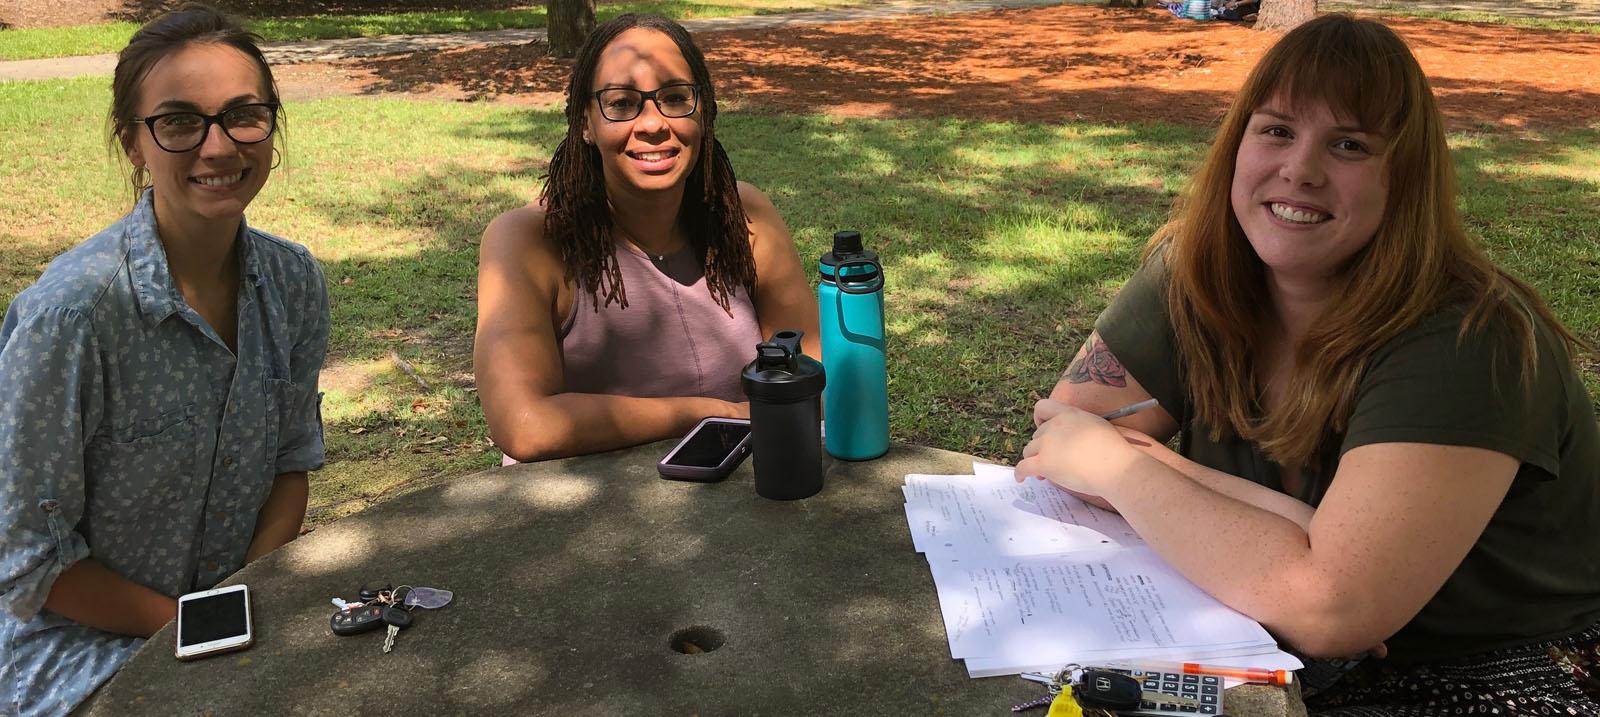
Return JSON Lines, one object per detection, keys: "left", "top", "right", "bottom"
{"left": 540, "top": 13, "right": 757, "bottom": 315}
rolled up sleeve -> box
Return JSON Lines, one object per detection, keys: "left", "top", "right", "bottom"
{"left": 0, "top": 306, "right": 102, "bottom": 622}
{"left": 274, "top": 257, "right": 330, "bottom": 474}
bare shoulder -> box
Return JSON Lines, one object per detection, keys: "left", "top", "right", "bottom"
{"left": 735, "top": 181, "right": 792, "bottom": 246}
{"left": 736, "top": 180, "right": 774, "bottom": 209}
{"left": 483, "top": 204, "right": 550, "bottom": 257}
{"left": 482, "top": 203, "right": 567, "bottom": 281}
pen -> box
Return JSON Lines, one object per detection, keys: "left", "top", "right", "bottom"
{"left": 1099, "top": 660, "right": 1294, "bottom": 686}
{"left": 1098, "top": 398, "right": 1159, "bottom": 422}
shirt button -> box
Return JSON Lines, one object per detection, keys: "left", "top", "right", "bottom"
{"left": 214, "top": 511, "right": 227, "bottom": 521}
{"left": 206, "top": 562, "right": 219, "bottom": 572}
{"left": 222, "top": 456, "right": 235, "bottom": 468}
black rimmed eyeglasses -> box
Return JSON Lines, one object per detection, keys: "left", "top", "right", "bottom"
{"left": 129, "top": 102, "right": 280, "bottom": 153}
{"left": 591, "top": 84, "right": 700, "bottom": 122}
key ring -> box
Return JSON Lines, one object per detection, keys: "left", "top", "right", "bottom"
{"left": 392, "top": 585, "right": 415, "bottom": 609}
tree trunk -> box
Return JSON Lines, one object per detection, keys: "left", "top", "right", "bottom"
{"left": 546, "top": 0, "right": 595, "bottom": 58}
{"left": 1252, "top": 0, "right": 1316, "bottom": 32}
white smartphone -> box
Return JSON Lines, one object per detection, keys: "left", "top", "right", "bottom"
{"left": 174, "top": 584, "right": 253, "bottom": 661}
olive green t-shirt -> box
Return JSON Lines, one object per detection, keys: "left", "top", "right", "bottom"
{"left": 1096, "top": 256, "right": 1600, "bottom": 663}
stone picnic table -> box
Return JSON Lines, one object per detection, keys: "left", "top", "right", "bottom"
{"left": 87, "top": 442, "right": 1305, "bottom": 716}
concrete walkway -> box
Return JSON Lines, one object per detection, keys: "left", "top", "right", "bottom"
{"left": 0, "top": 0, "right": 1068, "bottom": 81}
{"left": 3, "top": 0, "right": 1595, "bottom": 82}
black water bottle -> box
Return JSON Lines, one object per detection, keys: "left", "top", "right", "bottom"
{"left": 741, "top": 330, "right": 827, "bottom": 500}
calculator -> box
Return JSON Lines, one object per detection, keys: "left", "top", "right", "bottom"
{"left": 1099, "top": 667, "right": 1224, "bottom": 716}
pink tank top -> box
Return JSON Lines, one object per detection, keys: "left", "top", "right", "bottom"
{"left": 558, "top": 239, "right": 763, "bottom": 403}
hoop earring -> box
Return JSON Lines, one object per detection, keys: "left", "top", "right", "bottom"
{"left": 271, "top": 147, "right": 283, "bottom": 170}
{"left": 131, "top": 165, "right": 150, "bottom": 191}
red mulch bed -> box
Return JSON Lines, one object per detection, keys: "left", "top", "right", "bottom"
{"left": 271, "top": 5, "right": 1600, "bottom": 131}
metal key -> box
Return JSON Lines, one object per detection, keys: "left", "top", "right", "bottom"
{"left": 1014, "top": 667, "right": 1071, "bottom": 712}
{"left": 380, "top": 605, "right": 412, "bottom": 654}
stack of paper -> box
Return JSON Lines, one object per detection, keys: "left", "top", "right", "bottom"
{"left": 905, "top": 463, "right": 1303, "bottom": 679}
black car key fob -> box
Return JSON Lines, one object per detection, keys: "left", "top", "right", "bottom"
{"left": 381, "top": 605, "right": 413, "bottom": 629}
{"left": 330, "top": 604, "right": 388, "bottom": 636}
{"left": 1074, "top": 669, "right": 1145, "bottom": 711}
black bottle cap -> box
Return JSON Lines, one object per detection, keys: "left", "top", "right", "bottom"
{"left": 832, "top": 230, "right": 863, "bottom": 256}
{"left": 742, "top": 330, "right": 825, "bottom": 404}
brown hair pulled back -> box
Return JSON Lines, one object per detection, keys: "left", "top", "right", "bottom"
{"left": 107, "top": 2, "right": 281, "bottom": 202}
{"left": 542, "top": 13, "right": 756, "bottom": 314}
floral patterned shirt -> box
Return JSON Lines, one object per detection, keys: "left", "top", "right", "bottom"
{"left": 0, "top": 191, "right": 328, "bottom": 716}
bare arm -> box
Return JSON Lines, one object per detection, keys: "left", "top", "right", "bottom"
{"left": 1114, "top": 442, "right": 1511, "bottom": 657}
{"left": 1115, "top": 426, "right": 1316, "bottom": 530}
{"left": 474, "top": 207, "right": 744, "bottom": 462}
{"left": 245, "top": 471, "right": 308, "bottom": 562}
{"left": 1019, "top": 402, "right": 1517, "bottom": 657}
{"left": 740, "top": 182, "right": 821, "bottom": 359}
{"left": 1049, "top": 331, "right": 1179, "bottom": 440}
{"left": 1052, "top": 335, "right": 1316, "bottom": 526}
{"left": 44, "top": 560, "right": 177, "bottom": 638}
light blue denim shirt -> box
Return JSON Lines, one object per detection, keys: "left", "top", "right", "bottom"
{"left": 0, "top": 191, "right": 329, "bottom": 716}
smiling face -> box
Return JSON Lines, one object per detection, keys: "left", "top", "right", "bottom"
{"left": 584, "top": 28, "right": 703, "bottom": 200}
{"left": 1230, "top": 96, "right": 1390, "bottom": 289}
{"left": 124, "top": 42, "right": 275, "bottom": 232}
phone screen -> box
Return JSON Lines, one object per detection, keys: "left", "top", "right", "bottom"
{"left": 667, "top": 421, "right": 751, "bottom": 468}
{"left": 179, "top": 590, "right": 249, "bottom": 646}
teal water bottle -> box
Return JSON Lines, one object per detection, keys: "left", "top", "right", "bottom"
{"left": 818, "top": 230, "right": 889, "bottom": 460}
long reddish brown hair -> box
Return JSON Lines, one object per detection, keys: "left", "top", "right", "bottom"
{"left": 1153, "top": 13, "right": 1584, "bottom": 467}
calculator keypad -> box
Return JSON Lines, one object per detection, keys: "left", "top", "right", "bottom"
{"left": 1118, "top": 669, "right": 1222, "bottom": 716}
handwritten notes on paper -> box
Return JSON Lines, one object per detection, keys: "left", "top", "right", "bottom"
{"left": 905, "top": 464, "right": 1302, "bottom": 678}
{"left": 904, "top": 470, "right": 1144, "bottom": 559}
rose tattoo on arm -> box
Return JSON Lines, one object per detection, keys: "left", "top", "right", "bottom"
{"left": 1063, "top": 335, "right": 1128, "bottom": 388}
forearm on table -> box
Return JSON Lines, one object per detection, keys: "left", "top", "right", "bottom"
{"left": 246, "top": 472, "right": 309, "bottom": 563}
{"left": 1100, "top": 455, "right": 1335, "bottom": 645}
{"left": 1136, "top": 445, "right": 1315, "bottom": 530}
{"left": 43, "top": 558, "right": 177, "bottom": 638}
{"left": 493, "top": 392, "right": 739, "bottom": 462}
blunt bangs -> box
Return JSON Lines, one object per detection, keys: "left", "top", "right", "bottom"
{"left": 1236, "top": 14, "right": 1420, "bottom": 142}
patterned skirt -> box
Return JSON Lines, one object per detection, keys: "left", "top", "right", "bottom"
{"left": 1305, "top": 624, "right": 1600, "bottom": 716}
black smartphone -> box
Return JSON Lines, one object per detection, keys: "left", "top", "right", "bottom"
{"left": 658, "top": 417, "right": 753, "bottom": 482}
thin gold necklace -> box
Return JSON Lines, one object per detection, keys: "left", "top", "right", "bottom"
{"left": 614, "top": 224, "right": 680, "bottom": 263}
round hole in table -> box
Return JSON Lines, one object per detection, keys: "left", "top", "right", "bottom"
{"left": 668, "top": 625, "right": 727, "bottom": 655}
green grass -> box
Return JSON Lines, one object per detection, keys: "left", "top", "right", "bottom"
{"left": 1333, "top": 4, "right": 1600, "bottom": 35}
{"left": 2, "top": 78, "right": 1597, "bottom": 526}
{"left": 0, "top": 0, "right": 869, "bottom": 61}
{"left": 0, "top": 21, "right": 141, "bottom": 61}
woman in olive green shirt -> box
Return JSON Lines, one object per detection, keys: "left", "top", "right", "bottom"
{"left": 1016, "top": 14, "right": 1600, "bottom": 716}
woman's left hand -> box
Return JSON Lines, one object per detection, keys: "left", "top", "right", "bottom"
{"left": 1014, "top": 399, "right": 1146, "bottom": 496}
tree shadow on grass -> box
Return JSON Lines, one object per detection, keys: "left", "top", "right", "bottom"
{"left": 1387, "top": 14, "right": 1600, "bottom": 54}
{"left": 389, "top": 107, "right": 1208, "bottom": 462}
{"left": 1429, "top": 78, "right": 1600, "bottom": 133}
{"left": 320, "top": 3, "right": 1598, "bottom": 134}
{"left": 1450, "top": 129, "right": 1600, "bottom": 347}
{"left": 138, "top": 104, "right": 1587, "bottom": 518}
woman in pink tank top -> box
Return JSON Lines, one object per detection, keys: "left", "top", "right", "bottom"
{"left": 474, "top": 14, "right": 819, "bottom": 462}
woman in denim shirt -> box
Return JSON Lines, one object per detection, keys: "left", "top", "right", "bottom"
{"left": 0, "top": 5, "right": 328, "bottom": 714}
